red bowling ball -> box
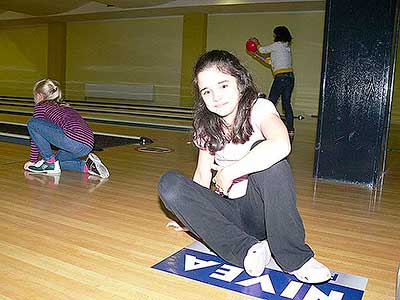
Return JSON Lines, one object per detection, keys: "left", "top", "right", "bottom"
{"left": 246, "top": 39, "right": 258, "bottom": 52}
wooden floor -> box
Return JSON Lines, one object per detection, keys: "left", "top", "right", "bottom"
{"left": 0, "top": 115, "right": 399, "bottom": 300}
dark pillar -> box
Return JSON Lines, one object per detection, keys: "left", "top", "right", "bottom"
{"left": 314, "top": 0, "right": 399, "bottom": 186}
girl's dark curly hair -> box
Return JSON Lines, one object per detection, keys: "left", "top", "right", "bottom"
{"left": 273, "top": 26, "right": 293, "bottom": 44}
{"left": 192, "top": 50, "right": 258, "bottom": 153}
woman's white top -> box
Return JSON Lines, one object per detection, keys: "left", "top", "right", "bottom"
{"left": 214, "top": 98, "right": 279, "bottom": 198}
{"left": 258, "top": 41, "right": 292, "bottom": 72}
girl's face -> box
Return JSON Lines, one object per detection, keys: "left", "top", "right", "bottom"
{"left": 197, "top": 67, "right": 240, "bottom": 125}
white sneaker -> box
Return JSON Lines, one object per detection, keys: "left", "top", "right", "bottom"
{"left": 27, "top": 160, "right": 61, "bottom": 174}
{"left": 290, "top": 257, "right": 331, "bottom": 283}
{"left": 24, "top": 159, "right": 44, "bottom": 171}
{"left": 86, "top": 153, "right": 110, "bottom": 179}
{"left": 243, "top": 240, "right": 271, "bottom": 277}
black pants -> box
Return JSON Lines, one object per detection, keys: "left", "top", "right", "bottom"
{"left": 158, "top": 159, "right": 313, "bottom": 272}
{"left": 269, "top": 72, "right": 295, "bottom": 131}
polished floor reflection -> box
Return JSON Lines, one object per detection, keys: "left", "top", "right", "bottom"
{"left": 0, "top": 116, "right": 398, "bottom": 300}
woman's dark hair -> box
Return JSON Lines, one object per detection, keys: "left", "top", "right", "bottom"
{"left": 273, "top": 26, "right": 293, "bottom": 43}
{"left": 192, "top": 50, "right": 258, "bottom": 153}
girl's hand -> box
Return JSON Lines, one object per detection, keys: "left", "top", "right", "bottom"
{"left": 249, "top": 37, "right": 260, "bottom": 45}
{"left": 24, "top": 161, "right": 35, "bottom": 170}
{"left": 211, "top": 164, "right": 234, "bottom": 196}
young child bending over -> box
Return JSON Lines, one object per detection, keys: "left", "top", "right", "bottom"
{"left": 24, "top": 78, "right": 109, "bottom": 179}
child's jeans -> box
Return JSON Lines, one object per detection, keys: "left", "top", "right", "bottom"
{"left": 27, "top": 118, "right": 92, "bottom": 172}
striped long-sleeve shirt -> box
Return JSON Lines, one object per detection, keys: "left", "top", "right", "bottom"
{"left": 29, "top": 101, "right": 94, "bottom": 162}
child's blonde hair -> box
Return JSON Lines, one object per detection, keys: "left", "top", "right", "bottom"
{"left": 33, "top": 78, "right": 64, "bottom": 104}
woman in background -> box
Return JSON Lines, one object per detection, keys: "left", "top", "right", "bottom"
{"left": 252, "top": 26, "right": 296, "bottom": 140}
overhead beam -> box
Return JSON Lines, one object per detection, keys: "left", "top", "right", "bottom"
{"left": 0, "top": 1, "right": 325, "bottom": 27}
